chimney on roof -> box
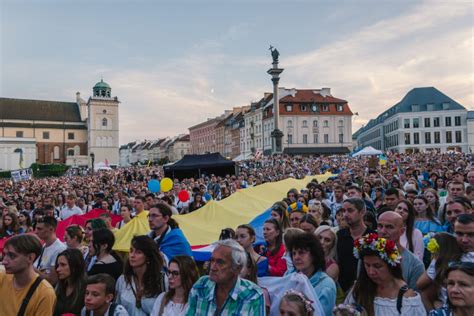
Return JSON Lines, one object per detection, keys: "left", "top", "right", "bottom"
{"left": 321, "top": 88, "right": 331, "bottom": 97}
{"left": 76, "top": 91, "right": 88, "bottom": 121}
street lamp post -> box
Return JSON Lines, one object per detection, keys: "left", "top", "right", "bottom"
{"left": 90, "top": 152, "right": 95, "bottom": 174}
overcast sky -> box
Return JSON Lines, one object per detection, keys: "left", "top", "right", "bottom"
{"left": 1, "top": 0, "right": 472, "bottom": 144}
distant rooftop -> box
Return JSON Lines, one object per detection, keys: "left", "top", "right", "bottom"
{"left": 354, "top": 87, "right": 466, "bottom": 135}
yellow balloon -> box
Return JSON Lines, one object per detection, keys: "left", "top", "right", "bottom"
{"left": 161, "top": 177, "right": 173, "bottom": 192}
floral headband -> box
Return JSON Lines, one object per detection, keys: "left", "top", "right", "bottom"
{"left": 353, "top": 233, "right": 401, "bottom": 267}
{"left": 284, "top": 289, "right": 314, "bottom": 313}
{"left": 333, "top": 304, "right": 362, "bottom": 316}
{"left": 287, "top": 202, "right": 309, "bottom": 214}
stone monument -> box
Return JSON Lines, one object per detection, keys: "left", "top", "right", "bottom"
{"left": 268, "top": 46, "right": 284, "bottom": 154}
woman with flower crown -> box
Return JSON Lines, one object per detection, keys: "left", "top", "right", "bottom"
{"left": 345, "top": 233, "right": 426, "bottom": 316}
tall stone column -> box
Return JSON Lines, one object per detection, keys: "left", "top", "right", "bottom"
{"left": 268, "top": 46, "right": 284, "bottom": 154}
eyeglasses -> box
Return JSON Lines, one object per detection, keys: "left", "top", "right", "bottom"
{"left": 166, "top": 270, "right": 180, "bottom": 277}
{"left": 147, "top": 213, "right": 162, "bottom": 219}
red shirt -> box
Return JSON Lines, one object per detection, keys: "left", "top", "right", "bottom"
{"left": 265, "top": 243, "right": 287, "bottom": 276}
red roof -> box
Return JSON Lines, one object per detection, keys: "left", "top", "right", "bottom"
{"left": 280, "top": 89, "right": 347, "bottom": 103}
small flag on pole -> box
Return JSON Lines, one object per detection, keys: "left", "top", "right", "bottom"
{"left": 379, "top": 154, "right": 387, "bottom": 166}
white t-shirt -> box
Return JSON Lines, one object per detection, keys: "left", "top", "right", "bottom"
{"left": 61, "top": 205, "right": 83, "bottom": 220}
{"left": 34, "top": 238, "right": 67, "bottom": 271}
{"left": 151, "top": 292, "right": 187, "bottom": 316}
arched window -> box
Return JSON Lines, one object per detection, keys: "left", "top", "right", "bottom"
{"left": 53, "top": 146, "right": 60, "bottom": 159}
{"left": 67, "top": 149, "right": 75, "bottom": 156}
{"left": 287, "top": 120, "right": 293, "bottom": 128}
{"left": 324, "top": 120, "right": 329, "bottom": 127}
{"left": 313, "top": 120, "right": 318, "bottom": 127}
{"left": 302, "top": 120, "right": 308, "bottom": 127}
{"left": 102, "top": 118, "right": 108, "bottom": 128}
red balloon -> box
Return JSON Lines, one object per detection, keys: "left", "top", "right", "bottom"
{"left": 178, "top": 190, "right": 190, "bottom": 202}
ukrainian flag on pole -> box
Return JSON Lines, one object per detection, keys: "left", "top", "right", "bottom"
{"left": 379, "top": 154, "right": 387, "bottom": 166}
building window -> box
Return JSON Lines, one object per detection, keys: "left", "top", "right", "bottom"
{"left": 414, "top": 132, "right": 419, "bottom": 144}
{"left": 53, "top": 146, "right": 60, "bottom": 159}
{"left": 16, "top": 131, "right": 23, "bottom": 138}
{"left": 323, "top": 120, "right": 329, "bottom": 127}
{"left": 425, "top": 132, "right": 431, "bottom": 144}
{"left": 322, "top": 105, "right": 329, "bottom": 112}
{"left": 434, "top": 117, "right": 440, "bottom": 127}
{"left": 338, "top": 120, "right": 344, "bottom": 127}
{"left": 300, "top": 104, "right": 307, "bottom": 112}
{"left": 445, "top": 117, "right": 451, "bottom": 127}
{"left": 404, "top": 133, "right": 410, "bottom": 145}
{"left": 286, "top": 105, "right": 293, "bottom": 112}
{"left": 434, "top": 131, "right": 441, "bottom": 143}
{"left": 455, "top": 116, "right": 461, "bottom": 126}
{"left": 68, "top": 132, "right": 74, "bottom": 140}
{"left": 338, "top": 133, "right": 344, "bottom": 143}
{"left": 413, "top": 118, "right": 419, "bottom": 128}
{"left": 455, "top": 131, "right": 462, "bottom": 143}
{"left": 287, "top": 120, "right": 293, "bottom": 128}
{"left": 404, "top": 119, "right": 410, "bottom": 128}
{"left": 313, "top": 120, "right": 318, "bottom": 127}
{"left": 324, "top": 134, "right": 329, "bottom": 143}
{"left": 287, "top": 134, "right": 293, "bottom": 144}
{"left": 446, "top": 131, "right": 452, "bottom": 143}
{"left": 336, "top": 104, "right": 343, "bottom": 111}
{"left": 43, "top": 131, "right": 50, "bottom": 139}
{"left": 313, "top": 134, "right": 319, "bottom": 144}
{"left": 102, "top": 118, "right": 108, "bottom": 127}
{"left": 303, "top": 134, "right": 308, "bottom": 144}
{"left": 424, "top": 117, "right": 430, "bottom": 128}
{"left": 311, "top": 104, "right": 319, "bottom": 112}
{"left": 67, "top": 149, "right": 74, "bottom": 156}
{"left": 302, "top": 120, "right": 308, "bottom": 127}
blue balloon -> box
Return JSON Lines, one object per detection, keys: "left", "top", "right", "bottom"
{"left": 148, "top": 179, "right": 161, "bottom": 193}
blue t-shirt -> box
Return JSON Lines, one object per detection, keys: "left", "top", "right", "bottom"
{"left": 414, "top": 219, "right": 445, "bottom": 234}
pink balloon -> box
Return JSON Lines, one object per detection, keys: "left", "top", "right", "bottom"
{"left": 178, "top": 190, "right": 190, "bottom": 202}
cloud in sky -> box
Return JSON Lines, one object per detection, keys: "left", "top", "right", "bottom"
{"left": 1, "top": 0, "right": 472, "bottom": 143}
{"left": 282, "top": 0, "right": 473, "bottom": 129}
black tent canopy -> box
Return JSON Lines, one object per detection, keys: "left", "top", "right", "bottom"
{"left": 163, "top": 153, "right": 236, "bottom": 180}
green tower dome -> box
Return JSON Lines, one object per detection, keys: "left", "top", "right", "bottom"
{"left": 93, "top": 79, "right": 112, "bottom": 97}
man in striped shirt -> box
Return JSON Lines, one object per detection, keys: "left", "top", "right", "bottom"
{"left": 186, "top": 239, "right": 265, "bottom": 316}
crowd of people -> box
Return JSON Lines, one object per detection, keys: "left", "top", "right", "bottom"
{"left": 0, "top": 151, "right": 473, "bottom": 316}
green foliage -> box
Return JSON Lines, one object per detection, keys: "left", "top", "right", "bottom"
{"left": 0, "top": 171, "right": 12, "bottom": 178}
{"left": 30, "top": 163, "right": 69, "bottom": 178}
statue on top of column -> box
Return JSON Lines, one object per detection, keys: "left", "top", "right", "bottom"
{"left": 269, "top": 45, "right": 279, "bottom": 63}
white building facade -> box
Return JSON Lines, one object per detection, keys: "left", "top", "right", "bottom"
{"left": 262, "top": 88, "right": 353, "bottom": 155}
{"left": 355, "top": 87, "right": 469, "bottom": 153}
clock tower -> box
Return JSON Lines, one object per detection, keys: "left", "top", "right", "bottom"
{"left": 87, "top": 79, "right": 119, "bottom": 167}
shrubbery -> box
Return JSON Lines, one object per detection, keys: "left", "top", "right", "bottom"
{"left": 30, "top": 163, "right": 69, "bottom": 178}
